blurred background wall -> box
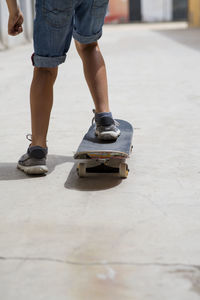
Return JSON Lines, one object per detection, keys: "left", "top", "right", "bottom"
{"left": 105, "top": 0, "right": 188, "bottom": 23}
{"left": 0, "top": 0, "right": 199, "bottom": 49}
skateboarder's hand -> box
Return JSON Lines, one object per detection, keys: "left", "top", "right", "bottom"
{"left": 8, "top": 8, "right": 24, "bottom": 36}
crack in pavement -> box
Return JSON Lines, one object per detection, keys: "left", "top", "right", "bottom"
{"left": 0, "top": 256, "right": 200, "bottom": 270}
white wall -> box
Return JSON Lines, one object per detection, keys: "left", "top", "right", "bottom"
{"left": 141, "top": 0, "right": 173, "bottom": 22}
{"left": 0, "top": 0, "right": 34, "bottom": 49}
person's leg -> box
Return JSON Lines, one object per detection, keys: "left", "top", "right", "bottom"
{"left": 72, "top": 1, "right": 120, "bottom": 140}
{"left": 29, "top": 0, "right": 74, "bottom": 148}
{"left": 30, "top": 66, "right": 58, "bottom": 148}
{"left": 75, "top": 40, "right": 110, "bottom": 113}
{"left": 17, "top": 0, "right": 75, "bottom": 174}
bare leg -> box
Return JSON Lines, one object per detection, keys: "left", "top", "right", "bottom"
{"left": 30, "top": 67, "right": 58, "bottom": 147}
{"left": 75, "top": 40, "right": 110, "bottom": 113}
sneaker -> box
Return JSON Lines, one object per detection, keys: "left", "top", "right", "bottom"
{"left": 17, "top": 134, "right": 48, "bottom": 175}
{"left": 92, "top": 109, "right": 121, "bottom": 141}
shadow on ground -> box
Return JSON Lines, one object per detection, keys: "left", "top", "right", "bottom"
{"left": 0, "top": 154, "right": 122, "bottom": 191}
{"left": 0, "top": 154, "right": 73, "bottom": 181}
{"left": 154, "top": 28, "right": 200, "bottom": 52}
{"left": 65, "top": 164, "right": 122, "bottom": 191}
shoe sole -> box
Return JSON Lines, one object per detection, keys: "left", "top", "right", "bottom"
{"left": 96, "top": 130, "right": 121, "bottom": 141}
{"left": 17, "top": 163, "right": 48, "bottom": 175}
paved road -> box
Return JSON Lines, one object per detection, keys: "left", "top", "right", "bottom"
{"left": 0, "top": 23, "right": 200, "bottom": 300}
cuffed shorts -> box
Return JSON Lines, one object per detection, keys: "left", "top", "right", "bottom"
{"left": 32, "top": 0, "right": 109, "bottom": 68}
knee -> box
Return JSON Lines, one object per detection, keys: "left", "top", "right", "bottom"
{"left": 75, "top": 40, "right": 98, "bottom": 55}
{"left": 34, "top": 67, "right": 58, "bottom": 83}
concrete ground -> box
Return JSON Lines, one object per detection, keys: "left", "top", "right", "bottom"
{"left": 0, "top": 22, "right": 200, "bottom": 300}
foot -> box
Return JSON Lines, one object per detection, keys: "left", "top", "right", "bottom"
{"left": 17, "top": 135, "right": 48, "bottom": 175}
{"left": 93, "top": 110, "right": 121, "bottom": 141}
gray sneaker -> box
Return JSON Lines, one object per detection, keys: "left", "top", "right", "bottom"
{"left": 93, "top": 110, "right": 121, "bottom": 141}
{"left": 17, "top": 135, "right": 48, "bottom": 175}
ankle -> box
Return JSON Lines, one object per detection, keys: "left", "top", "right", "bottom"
{"left": 30, "top": 140, "right": 47, "bottom": 148}
{"left": 30, "top": 144, "right": 47, "bottom": 149}
{"left": 95, "top": 111, "right": 113, "bottom": 123}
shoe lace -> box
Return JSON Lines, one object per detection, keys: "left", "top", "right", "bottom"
{"left": 91, "top": 109, "right": 120, "bottom": 127}
{"left": 92, "top": 109, "right": 96, "bottom": 125}
{"left": 25, "top": 134, "right": 48, "bottom": 143}
{"left": 26, "top": 134, "right": 32, "bottom": 141}
{"left": 114, "top": 120, "right": 120, "bottom": 127}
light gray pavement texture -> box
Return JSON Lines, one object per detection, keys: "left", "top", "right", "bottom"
{"left": 0, "top": 23, "right": 200, "bottom": 300}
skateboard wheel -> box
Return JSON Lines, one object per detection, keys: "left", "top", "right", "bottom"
{"left": 119, "top": 163, "right": 129, "bottom": 178}
{"left": 77, "top": 163, "right": 86, "bottom": 178}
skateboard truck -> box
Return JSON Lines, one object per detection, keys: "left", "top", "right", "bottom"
{"left": 76, "top": 160, "right": 129, "bottom": 178}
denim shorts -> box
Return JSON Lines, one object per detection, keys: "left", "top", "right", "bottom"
{"left": 32, "top": 0, "right": 109, "bottom": 68}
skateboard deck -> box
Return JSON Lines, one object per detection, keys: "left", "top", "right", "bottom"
{"left": 74, "top": 119, "right": 133, "bottom": 178}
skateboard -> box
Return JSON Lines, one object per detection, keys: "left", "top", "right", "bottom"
{"left": 74, "top": 119, "right": 133, "bottom": 178}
